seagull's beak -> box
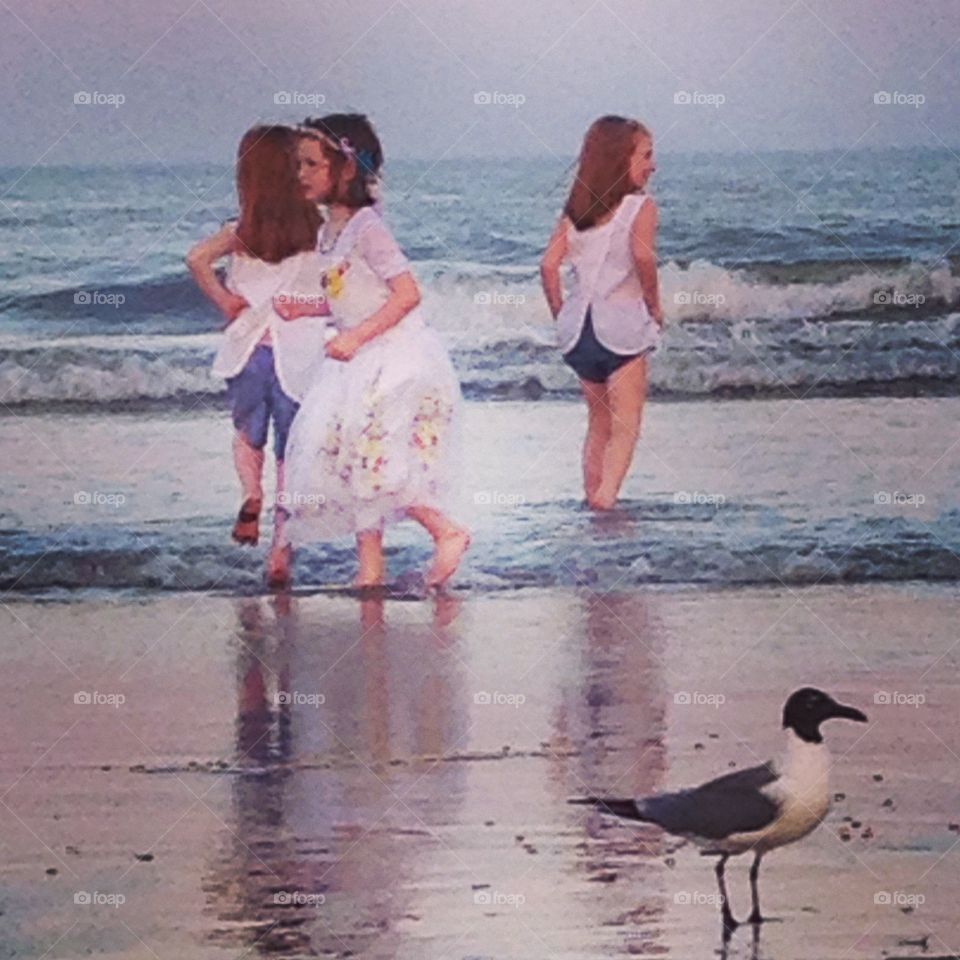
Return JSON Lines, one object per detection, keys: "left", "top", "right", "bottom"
{"left": 830, "top": 702, "right": 868, "bottom": 723}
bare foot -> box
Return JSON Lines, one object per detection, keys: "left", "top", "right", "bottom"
{"left": 265, "top": 544, "right": 292, "bottom": 590}
{"left": 353, "top": 576, "right": 385, "bottom": 590}
{"left": 588, "top": 491, "right": 617, "bottom": 511}
{"left": 425, "top": 527, "right": 470, "bottom": 588}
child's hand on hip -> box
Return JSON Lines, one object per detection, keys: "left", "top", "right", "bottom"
{"left": 273, "top": 294, "right": 330, "bottom": 322}
{"left": 325, "top": 329, "right": 364, "bottom": 362}
{"left": 220, "top": 292, "right": 250, "bottom": 327}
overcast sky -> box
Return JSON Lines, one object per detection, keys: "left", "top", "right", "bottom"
{"left": 3, "top": 0, "right": 960, "bottom": 165}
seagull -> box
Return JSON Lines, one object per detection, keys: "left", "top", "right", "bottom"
{"left": 571, "top": 687, "right": 868, "bottom": 932}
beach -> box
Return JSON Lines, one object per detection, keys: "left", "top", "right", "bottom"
{"left": 2, "top": 583, "right": 958, "bottom": 959}
{"left": 2, "top": 148, "right": 959, "bottom": 958}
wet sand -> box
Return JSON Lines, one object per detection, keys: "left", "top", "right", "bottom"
{"left": 1, "top": 584, "right": 958, "bottom": 959}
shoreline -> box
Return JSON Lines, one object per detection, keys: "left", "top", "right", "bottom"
{"left": 2, "top": 582, "right": 958, "bottom": 958}
{"left": 5, "top": 374, "right": 960, "bottom": 416}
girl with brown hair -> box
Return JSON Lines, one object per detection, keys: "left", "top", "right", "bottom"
{"left": 186, "top": 125, "right": 328, "bottom": 587}
{"left": 277, "top": 113, "right": 469, "bottom": 590}
{"left": 541, "top": 115, "right": 663, "bottom": 510}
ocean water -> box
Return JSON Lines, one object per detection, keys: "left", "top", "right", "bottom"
{"left": 1, "top": 149, "right": 958, "bottom": 593}
{"left": 2, "top": 149, "right": 959, "bottom": 406}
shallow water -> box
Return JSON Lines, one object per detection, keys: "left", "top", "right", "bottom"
{"left": 2, "top": 397, "right": 957, "bottom": 592}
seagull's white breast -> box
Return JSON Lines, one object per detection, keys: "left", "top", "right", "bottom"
{"left": 722, "top": 732, "right": 832, "bottom": 855}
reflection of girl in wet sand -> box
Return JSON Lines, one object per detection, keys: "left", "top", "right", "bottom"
{"left": 202, "top": 594, "right": 468, "bottom": 956}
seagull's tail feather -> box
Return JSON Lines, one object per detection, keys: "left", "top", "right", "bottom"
{"left": 568, "top": 797, "right": 649, "bottom": 822}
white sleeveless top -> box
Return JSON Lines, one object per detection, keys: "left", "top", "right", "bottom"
{"left": 556, "top": 192, "right": 660, "bottom": 356}
{"left": 212, "top": 248, "right": 328, "bottom": 402}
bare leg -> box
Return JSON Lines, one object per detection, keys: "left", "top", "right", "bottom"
{"left": 233, "top": 430, "right": 265, "bottom": 503}
{"left": 591, "top": 355, "right": 649, "bottom": 510}
{"left": 266, "top": 460, "right": 292, "bottom": 589}
{"left": 356, "top": 528, "right": 385, "bottom": 588}
{"left": 579, "top": 379, "right": 611, "bottom": 503}
{"left": 406, "top": 505, "right": 470, "bottom": 588}
{"left": 232, "top": 431, "right": 264, "bottom": 544}
{"left": 715, "top": 854, "right": 738, "bottom": 933}
{"left": 747, "top": 852, "right": 764, "bottom": 924}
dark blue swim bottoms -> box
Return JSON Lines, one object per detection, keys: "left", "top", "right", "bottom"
{"left": 226, "top": 345, "right": 299, "bottom": 459}
{"left": 562, "top": 309, "right": 651, "bottom": 384}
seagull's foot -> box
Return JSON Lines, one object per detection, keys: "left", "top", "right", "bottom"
{"left": 747, "top": 911, "right": 781, "bottom": 925}
{"left": 722, "top": 909, "right": 740, "bottom": 934}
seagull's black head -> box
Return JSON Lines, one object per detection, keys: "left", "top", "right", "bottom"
{"left": 782, "top": 687, "right": 868, "bottom": 743}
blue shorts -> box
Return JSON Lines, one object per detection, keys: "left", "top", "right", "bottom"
{"left": 226, "top": 345, "right": 299, "bottom": 459}
{"left": 563, "top": 309, "right": 653, "bottom": 384}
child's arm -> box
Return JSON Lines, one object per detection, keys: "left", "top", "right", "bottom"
{"left": 185, "top": 223, "right": 248, "bottom": 324}
{"left": 324, "top": 218, "right": 420, "bottom": 362}
{"left": 630, "top": 198, "right": 663, "bottom": 328}
{"left": 540, "top": 217, "right": 569, "bottom": 319}
{"left": 325, "top": 273, "right": 420, "bottom": 362}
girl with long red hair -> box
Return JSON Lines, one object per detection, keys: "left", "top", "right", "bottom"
{"left": 186, "top": 125, "right": 328, "bottom": 587}
{"left": 541, "top": 116, "right": 663, "bottom": 510}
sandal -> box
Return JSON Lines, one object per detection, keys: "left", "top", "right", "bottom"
{"left": 232, "top": 498, "right": 262, "bottom": 546}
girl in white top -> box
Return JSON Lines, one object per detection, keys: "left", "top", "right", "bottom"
{"left": 186, "top": 125, "right": 328, "bottom": 587}
{"left": 541, "top": 116, "right": 663, "bottom": 511}
{"left": 277, "top": 113, "right": 469, "bottom": 589}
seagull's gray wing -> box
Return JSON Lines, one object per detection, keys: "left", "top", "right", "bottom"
{"left": 636, "top": 761, "right": 781, "bottom": 840}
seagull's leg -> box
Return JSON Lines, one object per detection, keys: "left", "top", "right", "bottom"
{"left": 747, "top": 852, "right": 764, "bottom": 924}
{"left": 715, "top": 854, "right": 738, "bottom": 932}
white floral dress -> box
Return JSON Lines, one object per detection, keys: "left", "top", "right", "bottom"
{"left": 284, "top": 207, "right": 462, "bottom": 539}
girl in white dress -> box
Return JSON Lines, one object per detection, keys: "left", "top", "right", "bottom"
{"left": 187, "top": 125, "right": 328, "bottom": 587}
{"left": 541, "top": 115, "right": 663, "bottom": 510}
{"left": 278, "top": 113, "right": 469, "bottom": 589}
